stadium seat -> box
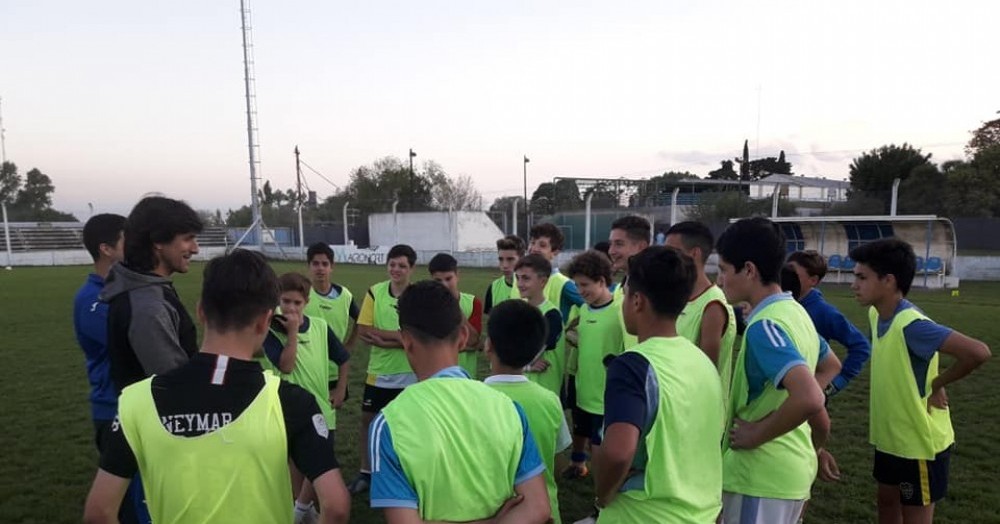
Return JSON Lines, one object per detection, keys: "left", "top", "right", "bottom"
{"left": 916, "top": 256, "right": 925, "bottom": 273}
{"left": 827, "top": 254, "right": 843, "bottom": 283}
{"left": 926, "top": 256, "right": 945, "bottom": 286}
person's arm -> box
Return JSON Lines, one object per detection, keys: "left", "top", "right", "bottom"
{"left": 282, "top": 382, "right": 349, "bottom": 523}
{"left": 928, "top": 329, "right": 991, "bottom": 409}
{"left": 730, "top": 365, "right": 825, "bottom": 449}
{"left": 814, "top": 339, "right": 842, "bottom": 391}
{"left": 729, "top": 320, "right": 825, "bottom": 449}
{"left": 128, "top": 301, "right": 188, "bottom": 375}
{"left": 356, "top": 291, "right": 404, "bottom": 348}
{"left": 464, "top": 298, "right": 483, "bottom": 351}
{"left": 82, "top": 469, "right": 131, "bottom": 524}
{"left": 593, "top": 353, "right": 650, "bottom": 507}
{"left": 698, "top": 301, "right": 729, "bottom": 365}
{"left": 823, "top": 305, "right": 871, "bottom": 394}
{"left": 327, "top": 327, "right": 351, "bottom": 408}
{"left": 483, "top": 285, "right": 495, "bottom": 315}
{"left": 275, "top": 314, "right": 302, "bottom": 374}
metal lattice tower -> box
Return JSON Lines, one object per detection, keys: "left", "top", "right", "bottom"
{"left": 239, "top": 0, "right": 263, "bottom": 247}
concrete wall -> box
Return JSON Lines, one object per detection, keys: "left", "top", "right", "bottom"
{"left": 368, "top": 211, "right": 504, "bottom": 252}
{"left": 954, "top": 256, "right": 1000, "bottom": 281}
{"left": 4, "top": 247, "right": 230, "bottom": 267}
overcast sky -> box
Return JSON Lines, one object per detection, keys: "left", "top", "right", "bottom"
{"left": 1, "top": 0, "right": 996, "bottom": 219}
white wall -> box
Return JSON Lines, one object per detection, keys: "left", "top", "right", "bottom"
{"left": 3, "top": 247, "right": 229, "bottom": 267}
{"left": 368, "top": 211, "right": 504, "bottom": 252}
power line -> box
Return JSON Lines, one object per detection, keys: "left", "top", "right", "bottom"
{"left": 298, "top": 158, "right": 340, "bottom": 190}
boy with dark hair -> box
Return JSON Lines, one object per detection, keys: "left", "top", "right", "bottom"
{"left": 715, "top": 217, "right": 838, "bottom": 524}
{"left": 350, "top": 244, "right": 417, "bottom": 494}
{"left": 787, "top": 249, "right": 872, "bottom": 397}
{"left": 84, "top": 250, "right": 350, "bottom": 524}
{"left": 428, "top": 253, "right": 484, "bottom": 378}
{"left": 563, "top": 250, "right": 624, "bottom": 482}
{"left": 103, "top": 196, "right": 203, "bottom": 392}
{"left": 514, "top": 254, "right": 566, "bottom": 396}
{"left": 369, "top": 281, "right": 551, "bottom": 524}
{"left": 485, "top": 235, "right": 524, "bottom": 315}
{"left": 664, "top": 221, "right": 737, "bottom": 395}
{"left": 608, "top": 215, "right": 651, "bottom": 351}
{"left": 261, "top": 272, "right": 352, "bottom": 522}
{"left": 484, "top": 300, "right": 572, "bottom": 524}
{"left": 528, "top": 223, "right": 584, "bottom": 322}
{"left": 304, "top": 242, "right": 359, "bottom": 412}
{"left": 849, "top": 239, "right": 990, "bottom": 523}
{"left": 595, "top": 246, "right": 725, "bottom": 522}
{"left": 75, "top": 214, "right": 148, "bottom": 524}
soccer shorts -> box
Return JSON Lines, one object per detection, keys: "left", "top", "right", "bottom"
{"left": 721, "top": 492, "right": 805, "bottom": 524}
{"left": 362, "top": 384, "right": 404, "bottom": 413}
{"left": 873, "top": 445, "right": 952, "bottom": 506}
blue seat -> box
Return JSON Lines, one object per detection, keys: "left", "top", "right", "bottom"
{"left": 926, "top": 257, "right": 944, "bottom": 273}
{"left": 828, "top": 254, "right": 843, "bottom": 270}
{"left": 916, "top": 256, "right": 925, "bottom": 273}
{"left": 841, "top": 256, "right": 856, "bottom": 271}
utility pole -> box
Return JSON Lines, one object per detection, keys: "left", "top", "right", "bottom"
{"left": 409, "top": 148, "right": 417, "bottom": 210}
{"left": 295, "top": 146, "right": 304, "bottom": 248}
{"left": 239, "top": 0, "right": 262, "bottom": 248}
{"left": 523, "top": 155, "right": 530, "bottom": 233}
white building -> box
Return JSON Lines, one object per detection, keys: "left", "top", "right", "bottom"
{"left": 751, "top": 174, "right": 850, "bottom": 203}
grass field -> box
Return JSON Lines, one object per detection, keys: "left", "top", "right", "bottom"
{"left": 1, "top": 262, "right": 998, "bottom": 523}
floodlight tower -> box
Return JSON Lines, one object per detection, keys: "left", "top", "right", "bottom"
{"left": 239, "top": 0, "right": 263, "bottom": 248}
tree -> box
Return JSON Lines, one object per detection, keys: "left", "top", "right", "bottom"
{"left": 897, "top": 164, "right": 946, "bottom": 215}
{"left": 967, "top": 111, "right": 1000, "bottom": 156}
{"left": 0, "top": 161, "right": 19, "bottom": 203}
{"left": 14, "top": 168, "right": 55, "bottom": 212}
{"left": 688, "top": 191, "right": 796, "bottom": 221}
{"left": 635, "top": 171, "right": 699, "bottom": 206}
{"left": 707, "top": 160, "right": 738, "bottom": 180}
{"left": 426, "top": 161, "right": 483, "bottom": 211}
{"left": 530, "top": 179, "right": 584, "bottom": 215}
{"left": 944, "top": 164, "right": 999, "bottom": 218}
{"left": 849, "top": 143, "right": 933, "bottom": 194}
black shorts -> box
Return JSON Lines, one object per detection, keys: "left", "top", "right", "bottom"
{"left": 562, "top": 374, "right": 577, "bottom": 410}
{"left": 571, "top": 406, "right": 604, "bottom": 444}
{"left": 362, "top": 384, "right": 404, "bottom": 413}
{"left": 328, "top": 380, "right": 350, "bottom": 402}
{"left": 873, "top": 445, "right": 952, "bottom": 506}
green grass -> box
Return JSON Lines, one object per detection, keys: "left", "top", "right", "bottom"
{"left": 0, "top": 263, "right": 997, "bottom": 523}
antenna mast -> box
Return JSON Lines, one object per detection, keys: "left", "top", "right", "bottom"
{"left": 239, "top": 0, "right": 262, "bottom": 248}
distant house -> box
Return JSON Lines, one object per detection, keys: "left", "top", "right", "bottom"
{"left": 751, "top": 174, "right": 850, "bottom": 203}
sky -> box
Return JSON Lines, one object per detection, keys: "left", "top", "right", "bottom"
{"left": 1, "top": 0, "right": 997, "bottom": 219}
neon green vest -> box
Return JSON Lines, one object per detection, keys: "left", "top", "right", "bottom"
{"left": 265, "top": 317, "right": 336, "bottom": 429}
{"left": 527, "top": 300, "right": 565, "bottom": 396}
{"left": 488, "top": 379, "right": 565, "bottom": 524}
{"left": 723, "top": 298, "right": 820, "bottom": 500}
{"left": 367, "top": 281, "right": 413, "bottom": 376}
{"left": 381, "top": 377, "right": 523, "bottom": 522}
{"left": 614, "top": 283, "right": 639, "bottom": 350}
{"left": 488, "top": 276, "right": 515, "bottom": 311}
{"left": 545, "top": 272, "right": 570, "bottom": 322}
{"left": 119, "top": 373, "right": 292, "bottom": 524}
{"left": 868, "top": 306, "right": 954, "bottom": 459}
{"left": 677, "top": 285, "right": 737, "bottom": 400}
{"left": 575, "top": 297, "right": 625, "bottom": 415}
{"left": 599, "top": 337, "right": 724, "bottom": 524}
{"left": 305, "top": 284, "right": 354, "bottom": 383}
{"left": 458, "top": 292, "right": 479, "bottom": 379}
{"left": 564, "top": 305, "right": 581, "bottom": 376}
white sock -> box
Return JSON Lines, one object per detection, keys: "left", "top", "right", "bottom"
{"left": 294, "top": 501, "right": 312, "bottom": 513}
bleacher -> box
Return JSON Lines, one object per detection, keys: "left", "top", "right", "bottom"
{"left": 3, "top": 224, "right": 230, "bottom": 252}
{"left": 7, "top": 224, "right": 83, "bottom": 252}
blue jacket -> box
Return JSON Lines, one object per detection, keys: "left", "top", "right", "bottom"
{"left": 73, "top": 273, "right": 117, "bottom": 421}
{"left": 800, "top": 288, "right": 872, "bottom": 393}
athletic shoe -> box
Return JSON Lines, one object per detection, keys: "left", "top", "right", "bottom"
{"left": 561, "top": 463, "right": 589, "bottom": 480}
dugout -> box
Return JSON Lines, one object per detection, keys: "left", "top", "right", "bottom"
{"left": 731, "top": 215, "right": 958, "bottom": 289}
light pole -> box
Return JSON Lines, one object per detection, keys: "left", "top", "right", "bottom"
{"left": 523, "top": 155, "right": 530, "bottom": 232}
{"left": 409, "top": 148, "right": 417, "bottom": 210}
